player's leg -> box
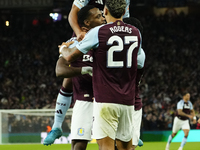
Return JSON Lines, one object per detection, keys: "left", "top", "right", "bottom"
{"left": 71, "top": 100, "right": 93, "bottom": 150}
{"left": 116, "top": 104, "right": 135, "bottom": 150}
{"left": 72, "top": 140, "right": 88, "bottom": 150}
{"left": 116, "top": 139, "right": 133, "bottom": 150}
{"left": 166, "top": 117, "right": 180, "bottom": 150}
{"left": 132, "top": 108, "right": 143, "bottom": 148}
{"left": 178, "top": 120, "right": 190, "bottom": 150}
{"left": 97, "top": 136, "right": 115, "bottom": 150}
{"left": 92, "top": 101, "right": 122, "bottom": 150}
{"left": 43, "top": 78, "right": 73, "bottom": 145}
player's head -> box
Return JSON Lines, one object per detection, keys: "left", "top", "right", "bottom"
{"left": 104, "top": 0, "right": 126, "bottom": 19}
{"left": 123, "top": 17, "right": 143, "bottom": 35}
{"left": 183, "top": 92, "right": 190, "bottom": 101}
{"left": 78, "top": 5, "right": 105, "bottom": 30}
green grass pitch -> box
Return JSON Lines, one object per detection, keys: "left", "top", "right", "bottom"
{"left": 0, "top": 142, "right": 199, "bottom": 150}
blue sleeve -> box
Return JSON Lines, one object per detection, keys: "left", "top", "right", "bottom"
{"left": 137, "top": 48, "right": 145, "bottom": 69}
{"left": 73, "top": 0, "right": 89, "bottom": 9}
{"left": 76, "top": 26, "right": 101, "bottom": 54}
{"left": 123, "top": 0, "right": 130, "bottom": 18}
{"left": 189, "top": 101, "right": 193, "bottom": 110}
{"left": 177, "top": 100, "right": 184, "bottom": 109}
{"left": 137, "top": 30, "right": 142, "bottom": 56}
{"left": 59, "top": 38, "right": 78, "bottom": 57}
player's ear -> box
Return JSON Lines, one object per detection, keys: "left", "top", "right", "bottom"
{"left": 84, "top": 20, "right": 90, "bottom": 28}
{"left": 103, "top": 6, "right": 108, "bottom": 16}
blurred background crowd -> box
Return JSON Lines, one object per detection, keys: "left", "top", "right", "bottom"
{"left": 1, "top": 0, "right": 200, "bottom": 132}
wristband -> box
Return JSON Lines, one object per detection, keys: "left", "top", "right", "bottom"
{"left": 59, "top": 45, "right": 67, "bottom": 54}
{"left": 193, "top": 116, "right": 197, "bottom": 120}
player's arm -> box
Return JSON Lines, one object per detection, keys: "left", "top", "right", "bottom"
{"left": 60, "top": 26, "right": 99, "bottom": 63}
{"left": 61, "top": 46, "right": 84, "bottom": 63}
{"left": 56, "top": 40, "right": 92, "bottom": 77}
{"left": 56, "top": 57, "right": 92, "bottom": 77}
{"left": 68, "top": 4, "right": 86, "bottom": 41}
{"left": 55, "top": 57, "right": 82, "bottom": 78}
{"left": 190, "top": 109, "right": 197, "bottom": 123}
{"left": 137, "top": 48, "right": 145, "bottom": 69}
{"left": 177, "top": 109, "right": 193, "bottom": 119}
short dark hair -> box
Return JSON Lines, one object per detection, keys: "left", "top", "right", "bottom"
{"left": 182, "top": 91, "right": 190, "bottom": 97}
{"left": 105, "top": 0, "right": 126, "bottom": 18}
{"left": 123, "top": 17, "right": 143, "bottom": 35}
{"left": 77, "top": 5, "right": 96, "bottom": 27}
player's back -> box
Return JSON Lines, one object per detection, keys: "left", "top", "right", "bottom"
{"left": 93, "top": 20, "right": 141, "bottom": 105}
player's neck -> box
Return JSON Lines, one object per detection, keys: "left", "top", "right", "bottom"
{"left": 106, "top": 16, "right": 123, "bottom": 24}
{"left": 81, "top": 26, "right": 89, "bottom": 33}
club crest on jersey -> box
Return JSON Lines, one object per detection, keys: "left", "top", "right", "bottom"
{"left": 78, "top": 128, "right": 84, "bottom": 136}
{"left": 117, "top": 21, "right": 120, "bottom": 26}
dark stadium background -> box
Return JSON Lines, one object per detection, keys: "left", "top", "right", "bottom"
{"left": 0, "top": 0, "right": 200, "bottom": 143}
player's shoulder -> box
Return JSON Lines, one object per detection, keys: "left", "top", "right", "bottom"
{"left": 86, "top": 24, "right": 105, "bottom": 35}
{"left": 178, "top": 99, "right": 184, "bottom": 104}
{"left": 188, "top": 100, "right": 193, "bottom": 105}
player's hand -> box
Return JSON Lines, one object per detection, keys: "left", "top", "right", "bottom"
{"left": 58, "top": 41, "right": 74, "bottom": 48}
{"left": 188, "top": 115, "right": 193, "bottom": 119}
{"left": 77, "top": 31, "right": 86, "bottom": 42}
{"left": 193, "top": 119, "right": 197, "bottom": 124}
{"left": 81, "top": 66, "right": 93, "bottom": 76}
{"left": 58, "top": 41, "right": 74, "bottom": 54}
{"left": 198, "top": 118, "right": 200, "bottom": 124}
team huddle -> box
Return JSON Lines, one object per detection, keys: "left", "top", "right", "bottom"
{"left": 42, "top": 0, "right": 198, "bottom": 150}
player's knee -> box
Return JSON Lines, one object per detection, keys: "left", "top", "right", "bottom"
{"left": 184, "top": 132, "right": 189, "bottom": 137}
{"left": 72, "top": 140, "right": 88, "bottom": 150}
{"left": 172, "top": 133, "right": 176, "bottom": 137}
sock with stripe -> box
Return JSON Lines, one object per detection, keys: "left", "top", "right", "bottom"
{"left": 52, "top": 86, "right": 72, "bottom": 129}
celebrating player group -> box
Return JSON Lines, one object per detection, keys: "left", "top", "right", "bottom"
{"left": 43, "top": 0, "right": 145, "bottom": 150}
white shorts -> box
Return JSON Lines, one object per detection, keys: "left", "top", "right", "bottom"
{"left": 71, "top": 100, "right": 93, "bottom": 140}
{"left": 132, "top": 108, "right": 142, "bottom": 145}
{"left": 172, "top": 116, "right": 190, "bottom": 133}
{"left": 92, "top": 100, "right": 134, "bottom": 142}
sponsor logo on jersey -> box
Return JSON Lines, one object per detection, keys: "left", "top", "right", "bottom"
{"left": 82, "top": 54, "right": 93, "bottom": 62}
{"left": 78, "top": 128, "right": 84, "bottom": 136}
{"left": 184, "top": 103, "right": 190, "bottom": 109}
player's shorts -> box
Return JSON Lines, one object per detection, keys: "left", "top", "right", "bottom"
{"left": 71, "top": 100, "right": 93, "bottom": 140}
{"left": 172, "top": 116, "right": 190, "bottom": 133}
{"left": 132, "top": 108, "right": 142, "bottom": 146}
{"left": 92, "top": 100, "right": 134, "bottom": 142}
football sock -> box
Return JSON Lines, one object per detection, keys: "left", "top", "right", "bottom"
{"left": 52, "top": 86, "right": 72, "bottom": 129}
{"left": 180, "top": 136, "right": 187, "bottom": 148}
{"left": 167, "top": 135, "right": 173, "bottom": 145}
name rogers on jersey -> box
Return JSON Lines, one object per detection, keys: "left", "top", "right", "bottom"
{"left": 109, "top": 26, "right": 132, "bottom": 34}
